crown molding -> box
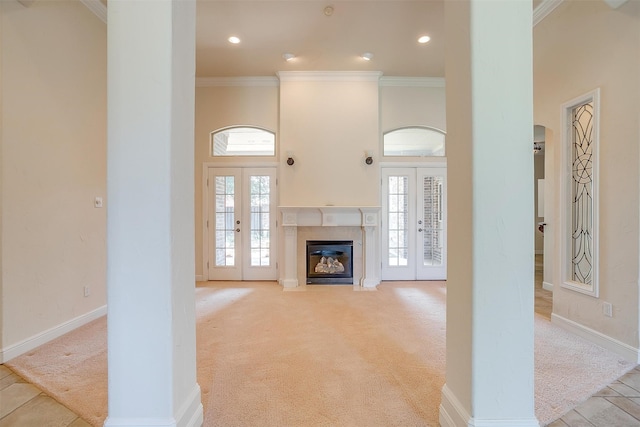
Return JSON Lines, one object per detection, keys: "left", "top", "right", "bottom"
{"left": 533, "top": 0, "right": 564, "bottom": 27}
{"left": 277, "top": 71, "right": 383, "bottom": 82}
{"left": 379, "top": 77, "right": 445, "bottom": 88}
{"left": 80, "top": 0, "right": 107, "bottom": 24}
{"left": 196, "top": 77, "right": 279, "bottom": 87}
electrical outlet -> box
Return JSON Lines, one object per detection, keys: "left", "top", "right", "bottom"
{"left": 94, "top": 197, "right": 103, "bottom": 208}
{"left": 84, "top": 286, "right": 91, "bottom": 297}
{"left": 603, "top": 302, "right": 613, "bottom": 317}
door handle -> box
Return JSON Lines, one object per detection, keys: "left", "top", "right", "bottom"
{"left": 236, "top": 228, "right": 240, "bottom": 232}
{"left": 418, "top": 228, "right": 423, "bottom": 232}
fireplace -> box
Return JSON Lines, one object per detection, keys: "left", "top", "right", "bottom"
{"left": 306, "top": 240, "right": 353, "bottom": 284}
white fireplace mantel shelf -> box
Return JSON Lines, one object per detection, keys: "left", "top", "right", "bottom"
{"left": 278, "top": 206, "right": 380, "bottom": 228}
{"left": 278, "top": 206, "right": 381, "bottom": 289}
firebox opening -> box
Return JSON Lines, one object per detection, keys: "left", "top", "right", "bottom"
{"left": 306, "top": 240, "right": 354, "bottom": 284}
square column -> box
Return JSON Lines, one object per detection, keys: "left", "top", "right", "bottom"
{"left": 105, "top": 1, "right": 202, "bottom": 426}
{"left": 440, "top": 1, "right": 539, "bottom": 426}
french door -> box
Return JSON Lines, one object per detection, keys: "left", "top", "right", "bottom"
{"left": 206, "top": 167, "right": 277, "bottom": 281}
{"left": 381, "top": 167, "right": 447, "bottom": 280}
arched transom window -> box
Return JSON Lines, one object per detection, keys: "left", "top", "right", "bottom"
{"left": 211, "top": 126, "right": 275, "bottom": 157}
{"left": 383, "top": 126, "right": 446, "bottom": 157}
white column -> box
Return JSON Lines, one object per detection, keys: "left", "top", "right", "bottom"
{"left": 440, "top": 1, "right": 539, "bottom": 426}
{"left": 105, "top": 1, "right": 202, "bottom": 426}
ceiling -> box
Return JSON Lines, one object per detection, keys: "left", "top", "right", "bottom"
{"left": 195, "top": 1, "right": 446, "bottom": 78}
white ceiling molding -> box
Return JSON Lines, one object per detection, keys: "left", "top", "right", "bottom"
{"left": 603, "top": 0, "right": 629, "bottom": 8}
{"left": 277, "top": 71, "right": 383, "bottom": 82}
{"left": 80, "top": 0, "right": 107, "bottom": 24}
{"left": 379, "top": 77, "right": 445, "bottom": 88}
{"left": 533, "top": 0, "right": 564, "bottom": 27}
{"left": 196, "top": 77, "right": 279, "bottom": 87}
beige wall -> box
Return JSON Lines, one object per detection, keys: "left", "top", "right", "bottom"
{"left": 1, "top": 0, "right": 107, "bottom": 357}
{"left": 534, "top": 0, "right": 640, "bottom": 348}
{"left": 278, "top": 76, "right": 380, "bottom": 207}
{"left": 380, "top": 84, "right": 446, "bottom": 133}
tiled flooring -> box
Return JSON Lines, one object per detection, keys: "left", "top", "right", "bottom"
{"left": 1, "top": 261, "right": 639, "bottom": 426}
{"left": 0, "top": 364, "right": 90, "bottom": 426}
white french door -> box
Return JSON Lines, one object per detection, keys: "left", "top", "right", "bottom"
{"left": 381, "top": 167, "right": 447, "bottom": 280}
{"left": 207, "top": 167, "right": 277, "bottom": 281}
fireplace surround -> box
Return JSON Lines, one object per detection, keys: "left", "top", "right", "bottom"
{"left": 278, "top": 206, "right": 380, "bottom": 288}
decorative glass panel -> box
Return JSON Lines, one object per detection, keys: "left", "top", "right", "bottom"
{"left": 387, "top": 176, "right": 409, "bottom": 266}
{"left": 249, "top": 175, "right": 271, "bottom": 266}
{"left": 212, "top": 127, "right": 275, "bottom": 156}
{"left": 383, "top": 127, "right": 445, "bottom": 157}
{"left": 571, "top": 101, "right": 594, "bottom": 285}
{"left": 421, "top": 176, "right": 444, "bottom": 266}
{"left": 215, "top": 176, "right": 235, "bottom": 266}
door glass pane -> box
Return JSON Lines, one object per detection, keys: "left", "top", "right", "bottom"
{"left": 249, "top": 175, "right": 270, "bottom": 266}
{"left": 388, "top": 176, "right": 409, "bottom": 266}
{"left": 571, "top": 101, "right": 594, "bottom": 285}
{"left": 215, "top": 176, "right": 235, "bottom": 266}
{"left": 422, "top": 176, "right": 444, "bottom": 266}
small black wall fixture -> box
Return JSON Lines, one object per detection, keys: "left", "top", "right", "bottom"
{"left": 286, "top": 151, "right": 295, "bottom": 166}
{"left": 365, "top": 151, "right": 373, "bottom": 165}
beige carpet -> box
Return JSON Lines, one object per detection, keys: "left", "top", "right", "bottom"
{"left": 5, "top": 281, "right": 635, "bottom": 426}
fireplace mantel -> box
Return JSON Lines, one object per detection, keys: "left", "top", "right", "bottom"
{"left": 279, "top": 206, "right": 380, "bottom": 227}
{"left": 278, "top": 206, "right": 380, "bottom": 289}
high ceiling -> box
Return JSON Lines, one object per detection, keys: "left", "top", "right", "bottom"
{"left": 195, "top": 1, "right": 446, "bottom": 78}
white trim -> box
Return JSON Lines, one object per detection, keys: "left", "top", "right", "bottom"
{"left": 470, "top": 419, "right": 540, "bottom": 427}
{"left": 277, "top": 71, "right": 383, "bottom": 82}
{"left": 380, "top": 160, "right": 448, "bottom": 168}
{"left": 104, "top": 417, "right": 177, "bottom": 426}
{"left": 196, "top": 77, "right": 279, "bottom": 87}
{"left": 560, "top": 88, "right": 600, "bottom": 298}
{"left": 439, "top": 383, "right": 470, "bottom": 427}
{"left": 175, "top": 384, "right": 203, "bottom": 427}
{"left": 0, "top": 305, "right": 107, "bottom": 363}
{"left": 533, "top": 0, "right": 564, "bottom": 27}
{"left": 542, "top": 281, "right": 554, "bottom": 292}
{"left": 80, "top": 0, "right": 107, "bottom": 24}
{"left": 379, "top": 76, "right": 445, "bottom": 87}
{"left": 439, "top": 384, "right": 540, "bottom": 427}
{"left": 551, "top": 313, "right": 640, "bottom": 363}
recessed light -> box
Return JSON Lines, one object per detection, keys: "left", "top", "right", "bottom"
{"left": 228, "top": 36, "right": 241, "bottom": 44}
{"left": 418, "top": 35, "right": 431, "bottom": 44}
{"left": 361, "top": 52, "right": 373, "bottom": 61}
{"left": 283, "top": 53, "right": 296, "bottom": 61}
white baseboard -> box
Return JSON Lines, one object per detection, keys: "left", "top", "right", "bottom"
{"left": 551, "top": 313, "right": 640, "bottom": 363}
{"left": 0, "top": 305, "right": 107, "bottom": 363}
{"left": 279, "top": 278, "right": 299, "bottom": 288}
{"left": 440, "top": 383, "right": 540, "bottom": 427}
{"left": 542, "top": 281, "right": 554, "bottom": 292}
{"left": 439, "top": 383, "right": 470, "bottom": 427}
{"left": 103, "top": 384, "right": 203, "bottom": 427}
{"left": 176, "top": 384, "right": 203, "bottom": 427}
{"left": 195, "top": 275, "right": 205, "bottom": 282}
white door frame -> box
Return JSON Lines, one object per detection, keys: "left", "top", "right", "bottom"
{"left": 380, "top": 163, "right": 447, "bottom": 281}
{"left": 201, "top": 162, "right": 278, "bottom": 281}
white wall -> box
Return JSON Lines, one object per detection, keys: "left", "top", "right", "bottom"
{"left": 0, "top": 0, "right": 107, "bottom": 360}
{"left": 534, "top": 0, "right": 640, "bottom": 351}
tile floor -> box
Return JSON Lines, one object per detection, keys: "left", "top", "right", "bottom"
{"left": 1, "top": 260, "right": 639, "bottom": 426}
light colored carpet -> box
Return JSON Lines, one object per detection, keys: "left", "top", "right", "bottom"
{"left": 5, "top": 281, "right": 635, "bottom": 426}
